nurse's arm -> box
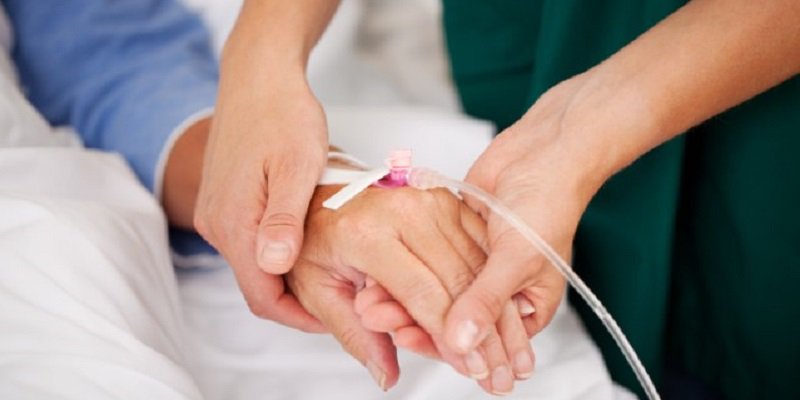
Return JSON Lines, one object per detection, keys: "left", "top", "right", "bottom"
{"left": 192, "top": 0, "right": 342, "bottom": 332}
{"left": 443, "top": 0, "right": 800, "bottom": 355}
{"left": 568, "top": 0, "right": 800, "bottom": 178}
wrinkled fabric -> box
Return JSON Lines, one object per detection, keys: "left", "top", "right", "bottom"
{"left": 2, "top": 0, "right": 217, "bottom": 191}
{"left": 443, "top": 1, "right": 800, "bottom": 398}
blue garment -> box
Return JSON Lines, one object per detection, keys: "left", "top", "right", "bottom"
{"left": 3, "top": 0, "right": 218, "bottom": 191}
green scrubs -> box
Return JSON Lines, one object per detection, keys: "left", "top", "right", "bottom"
{"left": 442, "top": 1, "right": 800, "bottom": 399}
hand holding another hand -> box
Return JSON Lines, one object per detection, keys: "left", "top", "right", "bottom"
{"left": 287, "top": 183, "right": 534, "bottom": 394}
{"left": 442, "top": 74, "right": 617, "bottom": 356}
{"left": 193, "top": 63, "right": 328, "bottom": 332}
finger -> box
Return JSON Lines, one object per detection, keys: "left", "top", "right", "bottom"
{"left": 514, "top": 294, "right": 536, "bottom": 317}
{"left": 293, "top": 263, "right": 400, "bottom": 391}
{"left": 221, "top": 232, "right": 325, "bottom": 333}
{"left": 434, "top": 202, "right": 487, "bottom": 272}
{"left": 394, "top": 326, "right": 440, "bottom": 359}
{"left": 473, "top": 326, "right": 514, "bottom": 395}
{"left": 354, "top": 284, "right": 393, "bottom": 316}
{"left": 353, "top": 241, "right": 474, "bottom": 378}
{"left": 497, "top": 301, "right": 535, "bottom": 380}
{"left": 353, "top": 240, "right": 451, "bottom": 337}
{"left": 518, "top": 285, "right": 562, "bottom": 336}
{"left": 444, "top": 238, "right": 533, "bottom": 354}
{"left": 402, "top": 223, "right": 519, "bottom": 384}
{"left": 399, "top": 224, "right": 475, "bottom": 306}
{"left": 458, "top": 202, "right": 490, "bottom": 254}
{"left": 257, "top": 157, "right": 323, "bottom": 274}
{"left": 522, "top": 315, "right": 538, "bottom": 339}
{"left": 360, "top": 301, "right": 416, "bottom": 333}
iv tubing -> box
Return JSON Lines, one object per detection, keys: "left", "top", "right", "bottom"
{"left": 407, "top": 167, "right": 661, "bottom": 400}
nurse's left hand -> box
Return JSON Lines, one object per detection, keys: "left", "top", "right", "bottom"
{"left": 440, "top": 74, "right": 614, "bottom": 356}
{"left": 286, "top": 184, "right": 533, "bottom": 394}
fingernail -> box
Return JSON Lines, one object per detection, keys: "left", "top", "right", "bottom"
{"left": 516, "top": 297, "right": 536, "bottom": 316}
{"left": 366, "top": 361, "right": 387, "bottom": 391}
{"left": 513, "top": 352, "right": 534, "bottom": 380}
{"left": 464, "top": 350, "right": 489, "bottom": 380}
{"left": 261, "top": 241, "right": 291, "bottom": 266}
{"left": 455, "top": 320, "right": 480, "bottom": 352}
{"left": 491, "top": 365, "right": 514, "bottom": 395}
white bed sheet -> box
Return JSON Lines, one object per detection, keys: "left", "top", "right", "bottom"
{"left": 175, "top": 106, "right": 633, "bottom": 400}
{"left": 174, "top": 1, "right": 635, "bottom": 398}
{"left": 0, "top": 1, "right": 634, "bottom": 398}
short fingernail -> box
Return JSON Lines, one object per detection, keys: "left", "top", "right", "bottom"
{"left": 516, "top": 297, "right": 536, "bottom": 316}
{"left": 464, "top": 350, "right": 489, "bottom": 380}
{"left": 366, "top": 361, "right": 387, "bottom": 391}
{"left": 260, "top": 241, "right": 291, "bottom": 267}
{"left": 513, "top": 352, "right": 534, "bottom": 380}
{"left": 491, "top": 365, "right": 514, "bottom": 395}
{"left": 455, "top": 320, "right": 480, "bottom": 352}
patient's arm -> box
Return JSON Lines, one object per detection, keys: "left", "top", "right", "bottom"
{"left": 163, "top": 120, "right": 530, "bottom": 394}
{"left": 286, "top": 184, "right": 532, "bottom": 394}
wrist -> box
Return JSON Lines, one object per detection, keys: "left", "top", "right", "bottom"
{"left": 551, "top": 70, "right": 663, "bottom": 198}
{"left": 162, "top": 116, "right": 211, "bottom": 229}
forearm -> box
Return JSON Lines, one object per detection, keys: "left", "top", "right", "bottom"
{"left": 221, "top": 0, "right": 340, "bottom": 85}
{"left": 562, "top": 0, "right": 800, "bottom": 189}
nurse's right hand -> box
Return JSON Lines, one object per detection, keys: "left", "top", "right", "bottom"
{"left": 192, "top": 0, "right": 343, "bottom": 334}
{"left": 193, "top": 67, "right": 328, "bottom": 333}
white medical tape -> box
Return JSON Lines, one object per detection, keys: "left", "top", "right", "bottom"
{"left": 327, "top": 151, "right": 371, "bottom": 170}
{"left": 322, "top": 167, "right": 390, "bottom": 210}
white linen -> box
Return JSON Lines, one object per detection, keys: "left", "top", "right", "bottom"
{"left": 179, "top": 267, "right": 623, "bottom": 400}
{"left": 0, "top": 148, "right": 202, "bottom": 400}
{"left": 0, "top": 1, "right": 634, "bottom": 398}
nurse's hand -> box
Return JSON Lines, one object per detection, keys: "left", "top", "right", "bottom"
{"left": 193, "top": 75, "right": 328, "bottom": 332}
{"left": 191, "top": 0, "right": 343, "bottom": 333}
{"left": 286, "top": 184, "right": 532, "bottom": 394}
{"left": 442, "top": 75, "right": 609, "bottom": 355}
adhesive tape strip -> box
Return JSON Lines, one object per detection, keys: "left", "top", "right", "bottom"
{"left": 322, "top": 167, "right": 390, "bottom": 210}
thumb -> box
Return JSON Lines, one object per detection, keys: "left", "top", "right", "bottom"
{"left": 256, "top": 159, "right": 321, "bottom": 274}
{"left": 318, "top": 289, "right": 400, "bottom": 391}
{"left": 444, "top": 238, "right": 528, "bottom": 354}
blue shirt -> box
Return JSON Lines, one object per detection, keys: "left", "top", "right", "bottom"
{"left": 3, "top": 0, "right": 221, "bottom": 263}
{"left": 3, "top": 0, "right": 218, "bottom": 192}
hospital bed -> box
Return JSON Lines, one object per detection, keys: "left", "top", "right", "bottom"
{"left": 0, "top": 1, "right": 634, "bottom": 398}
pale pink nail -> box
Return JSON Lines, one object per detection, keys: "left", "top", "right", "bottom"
{"left": 464, "top": 350, "right": 489, "bottom": 380}
{"left": 366, "top": 361, "right": 387, "bottom": 391}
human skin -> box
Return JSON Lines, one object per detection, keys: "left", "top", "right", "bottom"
{"left": 432, "top": 0, "right": 800, "bottom": 356}
{"left": 164, "top": 124, "right": 533, "bottom": 394}
{"left": 167, "top": 0, "right": 529, "bottom": 392}
{"left": 167, "top": 0, "right": 799, "bottom": 394}
{"left": 355, "top": 0, "right": 800, "bottom": 380}
{"left": 190, "top": 0, "right": 342, "bottom": 333}
{"left": 285, "top": 184, "right": 534, "bottom": 393}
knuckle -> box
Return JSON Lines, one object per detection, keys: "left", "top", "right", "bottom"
{"left": 333, "top": 212, "right": 383, "bottom": 244}
{"left": 336, "top": 326, "right": 362, "bottom": 355}
{"left": 401, "top": 281, "right": 449, "bottom": 323}
{"left": 449, "top": 269, "right": 475, "bottom": 296}
{"left": 246, "top": 299, "right": 273, "bottom": 320}
{"left": 470, "top": 289, "right": 506, "bottom": 320}
{"left": 431, "top": 187, "right": 458, "bottom": 208}
{"left": 264, "top": 211, "right": 302, "bottom": 229}
{"left": 383, "top": 188, "right": 418, "bottom": 211}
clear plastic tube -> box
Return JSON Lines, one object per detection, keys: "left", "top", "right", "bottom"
{"left": 408, "top": 167, "right": 661, "bottom": 400}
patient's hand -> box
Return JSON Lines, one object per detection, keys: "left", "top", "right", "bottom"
{"left": 286, "top": 184, "right": 533, "bottom": 394}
